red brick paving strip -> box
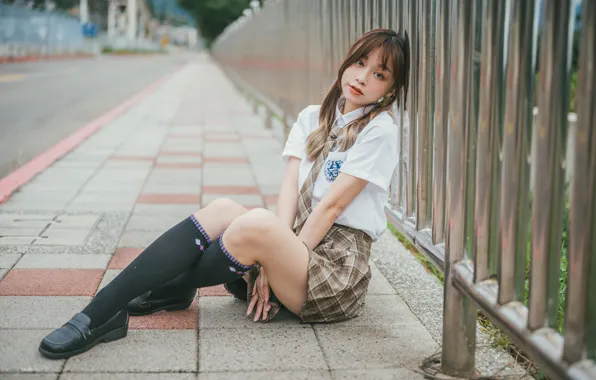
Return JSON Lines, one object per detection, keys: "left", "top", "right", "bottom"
{"left": 0, "top": 269, "right": 104, "bottom": 296}
{"left": 129, "top": 297, "right": 199, "bottom": 330}
{"left": 203, "top": 157, "right": 250, "bottom": 164}
{"left": 108, "top": 248, "right": 143, "bottom": 269}
{"left": 159, "top": 151, "right": 203, "bottom": 157}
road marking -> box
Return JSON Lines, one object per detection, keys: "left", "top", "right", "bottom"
{"left": 0, "top": 74, "right": 25, "bottom": 83}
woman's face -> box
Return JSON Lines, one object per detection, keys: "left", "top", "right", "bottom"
{"left": 340, "top": 46, "right": 394, "bottom": 113}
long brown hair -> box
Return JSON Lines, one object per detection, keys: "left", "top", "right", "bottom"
{"left": 305, "top": 28, "right": 410, "bottom": 161}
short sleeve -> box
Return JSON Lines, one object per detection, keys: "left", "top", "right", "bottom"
{"left": 339, "top": 124, "right": 399, "bottom": 191}
{"left": 281, "top": 105, "right": 319, "bottom": 162}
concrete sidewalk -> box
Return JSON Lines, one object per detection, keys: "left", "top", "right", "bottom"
{"left": 0, "top": 53, "right": 524, "bottom": 380}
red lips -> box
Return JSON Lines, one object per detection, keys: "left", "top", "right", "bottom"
{"left": 348, "top": 85, "right": 363, "bottom": 96}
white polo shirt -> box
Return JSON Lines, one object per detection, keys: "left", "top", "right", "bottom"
{"left": 281, "top": 102, "right": 399, "bottom": 241}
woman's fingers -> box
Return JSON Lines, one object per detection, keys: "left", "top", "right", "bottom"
{"left": 253, "top": 300, "right": 264, "bottom": 321}
{"left": 247, "top": 293, "right": 259, "bottom": 316}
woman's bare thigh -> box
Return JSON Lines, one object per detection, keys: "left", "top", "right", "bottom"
{"left": 222, "top": 209, "right": 311, "bottom": 316}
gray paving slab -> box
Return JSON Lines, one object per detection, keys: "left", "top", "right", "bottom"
{"left": 133, "top": 204, "right": 196, "bottom": 218}
{"left": 126, "top": 215, "right": 184, "bottom": 231}
{"left": 14, "top": 254, "right": 111, "bottom": 269}
{"left": 98, "top": 269, "right": 121, "bottom": 290}
{"left": 0, "top": 269, "right": 7, "bottom": 280}
{"left": 330, "top": 369, "right": 426, "bottom": 380}
{"left": 201, "top": 194, "right": 264, "bottom": 208}
{"left": 141, "top": 183, "right": 201, "bottom": 195}
{"left": 0, "top": 201, "right": 69, "bottom": 212}
{"left": 0, "top": 227, "right": 47, "bottom": 237}
{"left": 0, "top": 253, "right": 22, "bottom": 268}
{"left": 368, "top": 263, "right": 397, "bottom": 295}
{"left": 0, "top": 296, "right": 90, "bottom": 328}
{"left": 203, "top": 144, "right": 246, "bottom": 158}
{"left": 202, "top": 169, "right": 256, "bottom": 187}
{"left": 1, "top": 374, "right": 59, "bottom": 380}
{"left": 314, "top": 323, "right": 438, "bottom": 371}
{"left": 53, "top": 215, "right": 100, "bottom": 229}
{"left": 199, "top": 328, "right": 327, "bottom": 372}
{"left": 69, "top": 193, "right": 139, "bottom": 204}
{"left": 199, "top": 371, "right": 332, "bottom": 380}
{"left": 0, "top": 236, "right": 35, "bottom": 245}
{"left": 64, "top": 201, "right": 136, "bottom": 213}
{"left": 62, "top": 374, "right": 196, "bottom": 380}
{"left": 199, "top": 297, "right": 304, "bottom": 329}
{"left": 118, "top": 230, "right": 160, "bottom": 248}
{"left": 0, "top": 329, "right": 65, "bottom": 373}
{"left": 34, "top": 229, "right": 91, "bottom": 246}
{"left": 63, "top": 330, "right": 197, "bottom": 373}
{"left": 156, "top": 156, "right": 203, "bottom": 164}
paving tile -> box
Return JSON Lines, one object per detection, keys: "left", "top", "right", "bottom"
{"left": 125, "top": 215, "right": 185, "bottom": 232}
{"left": 97, "top": 269, "right": 121, "bottom": 291}
{"left": 53, "top": 215, "right": 101, "bottom": 229}
{"left": 33, "top": 229, "right": 92, "bottom": 246}
{"left": 133, "top": 204, "right": 196, "bottom": 218}
{"left": 0, "top": 227, "right": 46, "bottom": 236}
{"left": 1, "top": 374, "right": 59, "bottom": 380}
{"left": 330, "top": 369, "right": 426, "bottom": 380}
{"left": 199, "top": 296, "right": 302, "bottom": 329}
{"left": 0, "top": 236, "right": 35, "bottom": 245}
{"left": 203, "top": 157, "right": 250, "bottom": 164}
{"left": 202, "top": 186, "right": 260, "bottom": 195}
{"left": 314, "top": 323, "right": 438, "bottom": 370}
{"left": 0, "top": 296, "right": 90, "bottom": 328}
{"left": 118, "top": 231, "right": 160, "bottom": 248}
{"left": 0, "top": 329, "right": 65, "bottom": 372}
{"left": 0, "top": 269, "right": 7, "bottom": 280}
{"left": 0, "top": 269, "right": 104, "bottom": 296}
{"left": 0, "top": 253, "right": 22, "bottom": 268}
{"left": 262, "top": 194, "right": 278, "bottom": 205}
{"left": 157, "top": 155, "right": 203, "bottom": 164}
{"left": 203, "top": 144, "right": 246, "bottom": 158}
{"left": 0, "top": 214, "right": 56, "bottom": 223}
{"left": 130, "top": 297, "right": 198, "bottom": 330}
{"left": 201, "top": 194, "right": 264, "bottom": 208}
{"left": 199, "top": 328, "right": 326, "bottom": 372}
{"left": 318, "top": 296, "right": 418, "bottom": 328}
{"left": 155, "top": 162, "right": 203, "bottom": 169}
{"left": 160, "top": 151, "right": 203, "bottom": 157}
{"left": 62, "top": 374, "right": 195, "bottom": 380}
{"left": 64, "top": 201, "right": 136, "bottom": 213}
{"left": 202, "top": 168, "right": 256, "bottom": 186}
{"left": 141, "top": 184, "right": 201, "bottom": 195}
{"left": 15, "top": 254, "right": 111, "bottom": 269}
{"left": 63, "top": 330, "right": 197, "bottom": 372}
{"left": 368, "top": 264, "right": 397, "bottom": 295}
{"left": 108, "top": 248, "right": 143, "bottom": 269}
{"left": 199, "top": 371, "right": 331, "bottom": 380}
{"left": 137, "top": 194, "right": 202, "bottom": 205}
{"left": 110, "top": 155, "right": 155, "bottom": 161}
{"left": 199, "top": 285, "right": 231, "bottom": 296}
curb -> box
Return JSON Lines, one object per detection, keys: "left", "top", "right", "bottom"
{"left": 0, "top": 53, "right": 96, "bottom": 64}
{"left": 0, "top": 63, "right": 187, "bottom": 205}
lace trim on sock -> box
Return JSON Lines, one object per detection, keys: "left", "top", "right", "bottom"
{"left": 218, "top": 235, "right": 252, "bottom": 271}
{"left": 189, "top": 214, "right": 213, "bottom": 245}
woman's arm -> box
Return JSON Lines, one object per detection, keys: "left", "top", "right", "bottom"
{"left": 297, "top": 172, "right": 368, "bottom": 250}
{"left": 276, "top": 156, "right": 301, "bottom": 229}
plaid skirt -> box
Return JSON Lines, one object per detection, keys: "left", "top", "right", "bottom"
{"left": 297, "top": 223, "right": 373, "bottom": 323}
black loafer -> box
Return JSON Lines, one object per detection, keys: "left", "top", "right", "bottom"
{"left": 39, "top": 310, "right": 128, "bottom": 360}
{"left": 127, "top": 288, "right": 197, "bottom": 316}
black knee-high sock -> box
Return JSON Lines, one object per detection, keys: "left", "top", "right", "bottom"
{"left": 83, "top": 214, "right": 213, "bottom": 328}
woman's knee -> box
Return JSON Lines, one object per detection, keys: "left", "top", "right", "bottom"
{"left": 224, "top": 208, "right": 278, "bottom": 248}
{"left": 197, "top": 198, "right": 247, "bottom": 219}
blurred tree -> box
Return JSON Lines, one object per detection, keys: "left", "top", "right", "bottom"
{"left": 177, "top": 0, "right": 257, "bottom": 47}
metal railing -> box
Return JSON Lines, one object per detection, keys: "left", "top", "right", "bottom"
{"left": 212, "top": 0, "right": 596, "bottom": 379}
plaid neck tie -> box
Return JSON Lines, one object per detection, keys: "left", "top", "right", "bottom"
{"left": 294, "top": 126, "right": 343, "bottom": 231}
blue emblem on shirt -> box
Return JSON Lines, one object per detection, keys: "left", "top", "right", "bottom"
{"left": 324, "top": 160, "right": 343, "bottom": 182}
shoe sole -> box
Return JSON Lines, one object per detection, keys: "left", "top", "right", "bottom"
{"left": 128, "top": 301, "right": 192, "bottom": 316}
{"left": 38, "top": 324, "right": 128, "bottom": 360}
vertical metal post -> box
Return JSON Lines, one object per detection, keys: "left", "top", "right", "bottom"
{"left": 416, "top": 0, "right": 434, "bottom": 230}
{"left": 442, "top": 0, "right": 476, "bottom": 376}
{"left": 473, "top": 0, "right": 505, "bottom": 281}
{"left": 405, "top": 0, "right": 417, "bottom": 218}
{"left": 528, "top": 0, "right": 573, "bottom": 331}
{"left": 498, "top": 0, "right": 536, "bottom": 305}
{"left": 431, "top": 0, "right": 450, "bottom": 244}
{"left": 563, "top": 0, "right": 596, "bottom": 363}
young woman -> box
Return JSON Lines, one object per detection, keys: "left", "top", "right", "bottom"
{"left": 38, "top": 28, "right": 410, "bottom": 359}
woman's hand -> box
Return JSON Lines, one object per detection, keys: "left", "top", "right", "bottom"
{"left": 247, "top": 266, "right": 272, "bottom": 321}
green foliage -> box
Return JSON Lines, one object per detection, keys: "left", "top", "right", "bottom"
{"left": 177, "top": 0, "right": 255, "bottom": 47}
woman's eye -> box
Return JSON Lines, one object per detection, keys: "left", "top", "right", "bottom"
{"left": 356, "top": 60, "right": 364, "bottom": 66}
{"left": 374, "top": 72, "right": 384, "bottom": 80}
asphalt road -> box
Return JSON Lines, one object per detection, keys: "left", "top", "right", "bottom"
{"left": 0, "top": 53, "right": 196, "bottom": 179}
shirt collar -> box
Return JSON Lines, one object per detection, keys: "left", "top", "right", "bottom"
{"left": 335, "top": 96, "right": 366, "bottom": 127}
